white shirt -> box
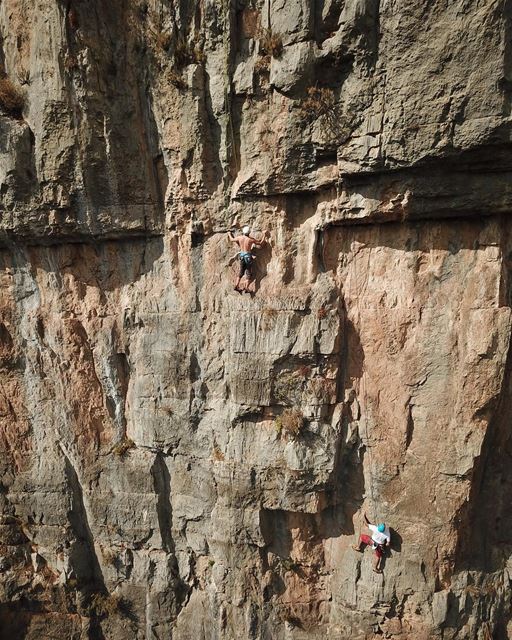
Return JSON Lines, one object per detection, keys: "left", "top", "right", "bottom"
{"left": 369, "top": 524, "right": 391, "bottom": 546}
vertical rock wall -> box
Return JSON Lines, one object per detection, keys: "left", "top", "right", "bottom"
{"left": 1, "top": 1, "right": 512, "bottom": 638}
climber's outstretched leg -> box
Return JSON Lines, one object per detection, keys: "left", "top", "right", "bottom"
{"left": 352, "top": 534, "right": 372, "bottom": 553}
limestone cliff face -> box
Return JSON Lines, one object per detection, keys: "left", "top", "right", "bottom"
{"left": 1, "top": 1, "right": 512, "bottom": 638}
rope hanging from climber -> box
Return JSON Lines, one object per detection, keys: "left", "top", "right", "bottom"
{"left": 344, "top": 240, "right": 394, "bottom": 573}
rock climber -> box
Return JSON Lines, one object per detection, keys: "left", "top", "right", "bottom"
{"left": 227, "top": 225, "right": 268, "bottom": 292}
{"left": 352, "top": 513, "right": 391, "bottom": 573}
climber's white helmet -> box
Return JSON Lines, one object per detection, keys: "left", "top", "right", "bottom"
{"left": 242, "top": 225, "right": 250, "bottom": 236}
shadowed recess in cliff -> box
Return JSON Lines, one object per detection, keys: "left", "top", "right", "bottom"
{"left": 499, "top": 0, "right": 512, "bottom": 117}
{"left": 0, "top": 605, "right": 85, "bottom": 640}
{"left": 337, "top": 146, "right": 512, "bottom": 225}
{"left": 260, "top": 507, "right": 349, "bottom": 558}
{"left": 454, "top": 330, "right": 512, "bottom": 577}
{"left": 19, "top": 236, "right": 165, "bottom": 291}
{"left": 259, "top": 509, "right": 332, "bottom": 630}
{"left": 323, "top": 216, "right": 500, "bottom": 267}
{"left": 200, "top": 68, "right": 225, "bottom": 193}
{"left": 64, "top": 455, "right": 107, "bottom": 595}
{"left": 151, "top": 453, "right": 175, "bottom": 554}
{"left": 150, "top": 453, "right": 190, "bottom": 617}
{"left": 427, "top": 217, "right": 512, "bottom": 586}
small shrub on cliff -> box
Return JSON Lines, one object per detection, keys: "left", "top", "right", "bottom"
{"left": 275, "top": 409, "right": 305, "bottom": 439}
{"left": 101, "top": 547, "right": 118, "bottom": 567}
{"left": 299, "top": 86, "right": 336, "bottom": 122}
{"left": 168, "top": 69, "right": 187, "bottom": 90}
{"left": 296, "top": 364, "right": 311, "bottom": 378}
{"left": 156, "top": 30, "right": 172, "bottom": 52}
{"left": 174, "top": 34, "right": 206, "bottom": 68}
{"left": 258, "top": 28, "right": 283, "bottom": 58}
{"left": 254, "top": 54, "right": 271, "bottom": 75}
{"left": 112, "top": 437, "right": 135, "bottom": 458}
{"left": 16, "top": 67, "right": 30, "bottom": 86}
{"left": 310, "top": 376, "right": 336, "bottom": 401}
{"left": 89, "top": 593, "right": 122, "bottom": 617}
{"left": 64, "top": 54, "right": 79, "bottom": 72}
{"left": 260, "top": 307, "right": 278, "bottom": 331}
{"left": 280, "top": 557, "right": 299, "bottom": 572}
{"left": 211, "top": 446, "right": 225, "bottom": 462}
{"left": 0, "top": 76, "right": 25, "bottom": 118}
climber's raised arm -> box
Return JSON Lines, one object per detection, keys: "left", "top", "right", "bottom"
{"left": 249, "top": 229, "right": 268, "bottom": 246}
{"left": 228, "top": 229, "right": 240, "bottom": 244}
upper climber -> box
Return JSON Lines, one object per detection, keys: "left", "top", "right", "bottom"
{"left": 352, "top": 513, "right": 391, "bottom": 574}
{"left": 228, "top": 225, "right": 268, "bottom": 293}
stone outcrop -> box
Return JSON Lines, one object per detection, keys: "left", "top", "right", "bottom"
{"left": 1, "top": 0, "right": 512, "bottom": 638}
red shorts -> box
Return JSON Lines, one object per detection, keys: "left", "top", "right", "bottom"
{"left": 359, "top": 534, "right": 384, "bottom": 558}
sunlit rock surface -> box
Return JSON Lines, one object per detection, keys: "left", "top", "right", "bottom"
{"left": 1, "top": 1, "right": 512, "bottom": 638}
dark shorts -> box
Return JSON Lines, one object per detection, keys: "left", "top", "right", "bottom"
{"left": 239, "top": 255, "right": 253, "bottom": 278}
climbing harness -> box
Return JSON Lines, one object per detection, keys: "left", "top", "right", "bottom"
{"left": 239, "top": 250, "right": 253, "bottom": 264}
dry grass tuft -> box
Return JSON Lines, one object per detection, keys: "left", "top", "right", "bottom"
{"left": 89, "top": 592, "right": 122, "bottom": 617}
{"left": 101, "top": 547, "right": 118, "bottom": 567}
{"left": 259, "top": 28, "right": 283, "bottom": 58}
{"left": 15, "top": 68, "right": 30, "bottom": 86}
{"left": 112, "top": 437, "right": 135, "bottom": 458}
{"left": 156, "top": 30, "right": 172, "bottom": 51}
{"left": 296, "top": 364, "right": 311, "bottom": 378}
{"left": 64, "top": 55, "right": 79, "bottom": 72}
{"left": 0, "top": 76, "right": 25, "bottom": 118}
{"left": 260, "top": 308, "right": 278, "bottom": 331}
{"left": 310, "top": 376, "right": 336, "bottom": 401}
{"left": 168, "top": 70, "right": 187, "bottom": 90}
{"left": 254, "top": 55, "right": 271, "bottom": 75}
{"left": 281, "top": 557, "right": 299, "bottom": 572}
{"left": 299, "top": 86, "right": 336, "bottom": 122}
{"left": 211, "top": 446, "right": 225, "bottom": 462}
{"left": 275, "top": 409, "right": 305, "bottom": 439}
{"left": 174, "top": 34, "right": 206, "bottom": 68}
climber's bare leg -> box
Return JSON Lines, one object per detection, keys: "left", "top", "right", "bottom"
{"left": 235, "top": 260, "right": 245, "bottom": 292}
{"left": 244, "top": 266, "right": 255, "bottom": 293}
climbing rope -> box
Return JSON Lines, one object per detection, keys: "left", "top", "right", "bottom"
{"left": 346, "top": 241, "right": 377, "bottom": 521}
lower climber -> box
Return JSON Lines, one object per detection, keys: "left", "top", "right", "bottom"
{"left": 352, "top": 513, "right": 391, "bottom": 573}
{"left": 228, "top": 225, "right": 267, "bottom": 292}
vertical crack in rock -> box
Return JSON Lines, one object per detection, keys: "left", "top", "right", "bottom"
{"left": 104, "top": 350, "right": 130, "bottom": 441}
{"left": 150, "top": 453, "right": 174, "bottom": 554}
{"left": 405, "top": 401, "right": 414, "bottom": 451}
{"left": 63, "top": 454, "right": 106, "bottom": 595}
{"left": 3, "top": 1, "right": 512, "bottom": 638}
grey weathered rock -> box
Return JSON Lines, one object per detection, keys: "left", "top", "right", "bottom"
{"left": 1, "top": 1, "right": 512, "bottom": 639}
